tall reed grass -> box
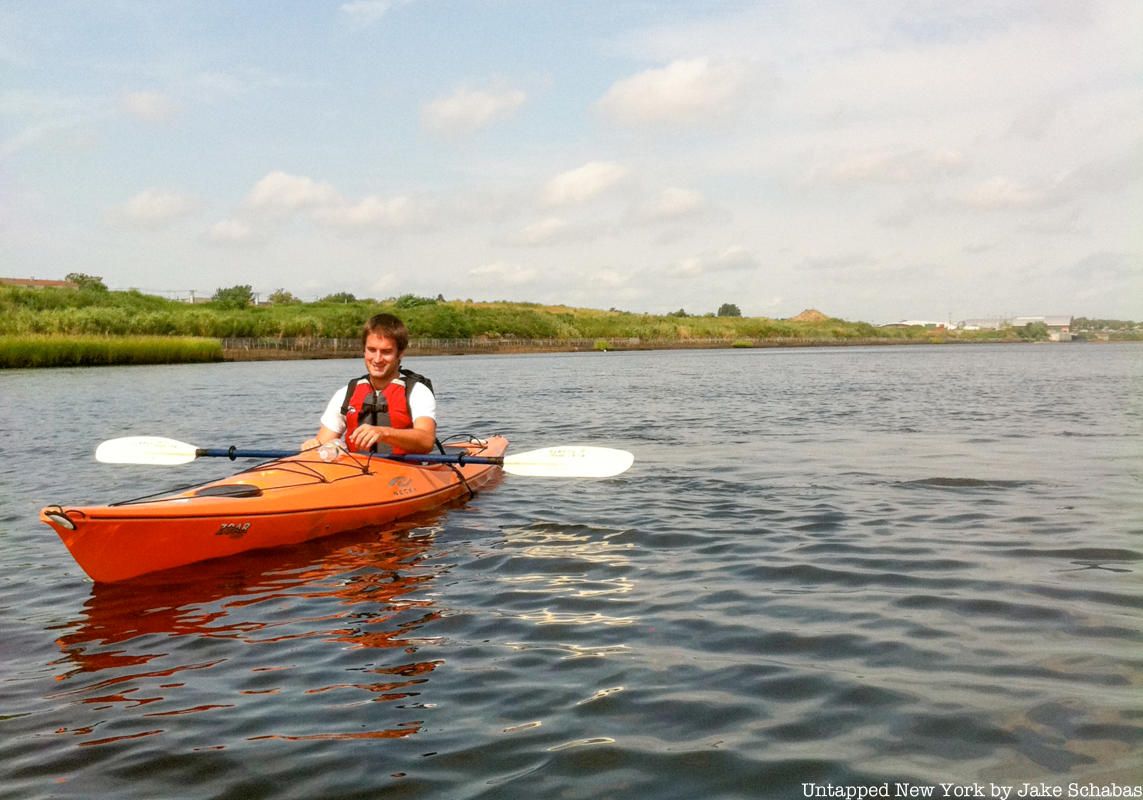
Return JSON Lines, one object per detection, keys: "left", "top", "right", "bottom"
{"left": 0, "top": 336, "right": 224, "bottom": 368}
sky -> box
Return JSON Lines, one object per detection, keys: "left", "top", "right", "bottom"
{"left": 2, "top": 1, "right": 1140, "bottom": 323}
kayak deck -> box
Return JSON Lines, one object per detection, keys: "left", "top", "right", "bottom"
{"left": 41, "top": 436, "right": 507, "bottom": 583}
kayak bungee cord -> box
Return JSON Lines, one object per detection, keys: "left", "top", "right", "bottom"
{"left": 109, "top": 455, "right": 373, "bottom": 507}
{"left": 109, "top": 434, "right": 495, "bottom": 508}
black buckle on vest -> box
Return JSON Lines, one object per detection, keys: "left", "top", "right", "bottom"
{"left": 359, "top": 391, "right": 388, "bottom": 423}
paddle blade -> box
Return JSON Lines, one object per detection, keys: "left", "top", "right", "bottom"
{"left": 502, "top": 446, "right": 634, "bottom": 478}
{"left": 96, "top": 436, "right": 200, "bottom": 466}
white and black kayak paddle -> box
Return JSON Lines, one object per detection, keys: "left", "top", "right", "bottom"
{"left": 94, "top": 436, "right": 634, "bottom": 478}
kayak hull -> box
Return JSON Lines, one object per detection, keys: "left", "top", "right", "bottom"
{"left": 41, "top": 437, "right": 507, "bottom": 583}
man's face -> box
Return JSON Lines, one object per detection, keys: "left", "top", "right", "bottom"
{"left": 363, "top": 332, "right": 401, "bottom": 386}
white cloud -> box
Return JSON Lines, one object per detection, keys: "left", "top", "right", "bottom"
{"left": 951, "top": 143, "right": 1139, "bottom": 214}
{"left": 468, "top": 261, "right": 538, "bottom": 286}
{"left": 639, "top": 187, "right": 708, "bottom": 221}
{"left": 245, "top": 171, "right": 340, "bottom": 213}
{"left": 238, "top": 172, "right": 436, "bottom": 233}
{"left": 543, "top": 161, "right": 629, "bottom": 206}
{"left": 817, "top": 148, "right": 967, "bottom": 186}
{"left": 115, "top": 188, "right": 198, "bottom": 227}
{"left": 598, "top": 58, "right": 756, "bottom": 127}
{"left": 208, "top": 219, "right": 256, "bottom": 245}
{"left": 1, "top": 121, "right": 77, "bottom": 158}
{"left": 313, "top": 195, "right": 417, "bottom": 229}
{"left": 422, "top": 85, "right": 527, "bottom": 136}
{"left": 669, "top": 245, "right": 758, "bottom": 277}
{"left": 1055, "top": 143, "right": 1142, "bottom": 198}
{"left": 517, "top": 217, "right": 571, "bottom": 245}
{"left": 589, "top": 269, "right": 631, "bottom": 289}
{"left": 121, "top": 91, "right": 178, "bottom": 123}
{"left": 958, "top": 176, "right": 1049, "bottom": 210}
{"left": 0, "top": 90, "right": 100, "bottom": 156}
{"left": 340, "top": 0, "right": 406, "bottom": 25}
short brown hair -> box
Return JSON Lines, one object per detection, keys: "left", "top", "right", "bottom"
{"left": 361, "top": 313, "right": 409, "bottom": 352}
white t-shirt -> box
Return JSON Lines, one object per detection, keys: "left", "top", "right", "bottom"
{"left": 319, "top": 379, "right": 437, "bottom": 436}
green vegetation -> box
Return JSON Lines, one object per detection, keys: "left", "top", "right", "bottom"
{"left": 1, "top": 285, "right": 923, "bottom": 343}
{"left": 3, "top": 284, "right": 1135, "bottom": 367}
{"left": 1074, "top": 317, "right": 1142, "bottom": 332}
{"left": 268, "top": 288, "right": 302, "bottom": 305}
{"left": 212, "top": 284, "right": 255, "bottom": 309}
{"left": 1016, "top": 321, "right": 1049, "bottom": 341}
{"left": 0, "top": 335, "right": 223, "bottom": 368}
{"left": 65, "top": 272, "right": 108, "bottom": 291}
{"left": 1073, "top": 317, "right": 1143, "bottom": 340}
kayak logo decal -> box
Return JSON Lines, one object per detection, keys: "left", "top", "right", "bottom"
{"left": 389, "top": 475, "right": 415, "bottom": 497}
{"left": 217, "top": 522, "right": 251, "bottom": 539}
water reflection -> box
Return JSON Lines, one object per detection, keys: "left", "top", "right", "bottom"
{"left": 48, "top": 518, "right": 450, "bottom": 746}
{"left": 493, "top": 522, "right": 638, "bottom": 627}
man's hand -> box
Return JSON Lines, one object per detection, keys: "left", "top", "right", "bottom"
{"left": 348, "top": 424, "right": 387, "bottom": 451}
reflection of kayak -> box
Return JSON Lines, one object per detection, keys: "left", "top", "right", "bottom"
{"left": 41, "top": 436, "right": 508, "bottom": 583}
{"left": 55, "top": 523, "right": 438, "bottom": 679}
{"left": 53, "top": 526, "right": 443, "bottom": 743}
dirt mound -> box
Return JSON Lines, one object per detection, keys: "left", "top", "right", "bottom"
{"left": 789, "top": 309, "right": 829, "bottom": 322}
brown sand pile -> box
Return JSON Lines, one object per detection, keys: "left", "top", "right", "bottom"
{"left": 789, "top": 309, "right": 829, "bottom": 322}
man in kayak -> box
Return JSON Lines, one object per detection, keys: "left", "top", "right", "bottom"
{"left": 302, "top": 313, "right": 437, "bottom": 455}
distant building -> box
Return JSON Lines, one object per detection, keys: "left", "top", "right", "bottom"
{"left": 955, "top": 315, "right": 1073, "bottom": 341}
{"left": 881, "top": 320, "right": 946, "bottom": 329}
{"left": 0, "top": 277, "right": 78, "bottom": 289}
{"left": 1009, "top": 315, "right": 1072, "bottom": 341}
{"left": 959, "top": 318, "right": 1006, "bottom": 331}
{"left": 1041, "top": 316, "right": 1073, "bottom": 341}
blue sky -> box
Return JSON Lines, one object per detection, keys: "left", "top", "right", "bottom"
{"left": 2, "top": 0, "right": 1140, "bottom": 322}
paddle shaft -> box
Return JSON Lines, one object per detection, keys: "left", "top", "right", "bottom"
{"left": 198, "top": 447, "right": 504, "bottom": 467}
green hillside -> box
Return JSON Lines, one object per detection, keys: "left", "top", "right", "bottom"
{"left": 1, "top": 285, "right": 917, "bottom": 342}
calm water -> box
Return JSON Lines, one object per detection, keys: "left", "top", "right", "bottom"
{"left": 1, "top": 344, "right": 1140, "bottom": 799}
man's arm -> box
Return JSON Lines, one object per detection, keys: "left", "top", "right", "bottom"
{"left": 302, "top": 425, "right": 341, "bottom": 451}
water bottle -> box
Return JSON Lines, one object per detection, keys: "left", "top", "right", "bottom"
{"left": 318, "top": 442, "right": 343, "bottom": 462}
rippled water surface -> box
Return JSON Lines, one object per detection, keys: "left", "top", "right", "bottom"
{"left": 1, "top": 344, "right": 1141, "bottom": 799}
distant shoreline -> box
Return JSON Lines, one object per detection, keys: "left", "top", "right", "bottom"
{"left": 0, "top": 334, "right": 1127, "bottom": 369}
{"left": 221, "top": 335, "right": 1104, "bottom": 362}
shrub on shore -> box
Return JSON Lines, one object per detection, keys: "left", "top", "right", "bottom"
{"left": 0, "top": 335, "right": 223, "bottom": 368}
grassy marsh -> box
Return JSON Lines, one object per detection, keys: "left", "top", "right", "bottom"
{"left": 0, "top": 335, "right": 224, "bottom": 368}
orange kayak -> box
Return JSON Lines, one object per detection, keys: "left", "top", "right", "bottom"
{"left": 41, "top": 436, "right": 508, "bottom": 583}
